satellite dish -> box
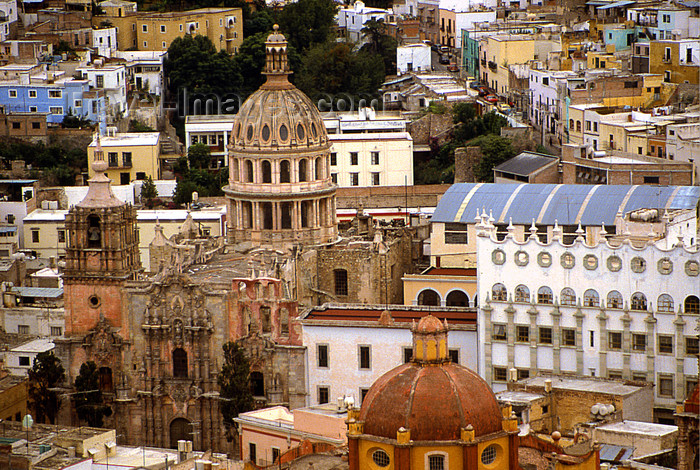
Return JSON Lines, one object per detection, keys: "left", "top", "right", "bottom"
{"left": 591, "top": 404, "right": 601, "bottom": 415}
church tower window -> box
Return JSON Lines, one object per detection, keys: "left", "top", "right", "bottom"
{"left": 88, "top": 214, "right": 101, "bottom": 248}
{"left": 173, "top": 348, "right": 188, "bottom": 378}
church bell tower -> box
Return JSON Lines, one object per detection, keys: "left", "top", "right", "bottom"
{"left": 62, "top": 136, "right": 142, "bottom": 381}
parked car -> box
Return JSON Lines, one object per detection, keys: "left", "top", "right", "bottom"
{"left": 477, "top": 86, "right": 489, "bottom": 96}
{"left": 439, "top": 55, "right": 450, "bottom": 64}
{"left": 469, "top": 81, "right": 482, "bottom": 90}
{"left": 447, "top": 63, "right": 459, "bottom": 72}
{"left": 484, "top": 94, "right": 498, "bottom": 103}
{"left": 497, "top": 102, "right": 512, "bottom": 114}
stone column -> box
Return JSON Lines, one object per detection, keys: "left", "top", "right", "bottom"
{"left": 598, "top": 310, "right": 609, "bottom": 377}
{"left": 528, "top": 304, "right": 538, "bottom": 377}
{"left": 482, "top": 302, "right": 493, "bottom": 383}
{"left": 551, "top": 305, "right": 561, "bottom": 374}
{"left": 574, "top": 306, "right": 585, "bottom": 374}
{"left": 273, "top": 203, "right": 279, "bottom": 231}
{"left": 622, "top": 310, "right": 632, "bottom": 379}
{"left": 505, "top": 298, "right": 515, "bottom": 371}
{"left": 674, "top": 314, "right": 686, "bottom": 401}
{"left": 645, "top": 312, "right": 657, "bottom": 382}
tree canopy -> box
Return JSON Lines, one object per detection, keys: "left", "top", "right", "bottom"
{"left": 218, "top": 342, "right": 254, "bottom": 433}
{"left": 73, "top": 362, "right": 113, "bottom": 427}
{"left": 28, "top": 351, "right": 65, "bottom": 424}
{"left": 187, "top": 143, "right": 212, "bottom": 169}
{"left": 277, "top": 0, "right": 337, "bottom": 52}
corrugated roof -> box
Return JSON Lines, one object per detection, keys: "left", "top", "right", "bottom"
{"left": 599, "top": 444, "right": 634, "bottom": 462}
{"left": 597, "top": 0, "right": 635, "bottom": 9}
{"left": 11, "top": 287, "right": 63, "bottom": 298}
{"left": 431, "top": 184, "right": 700, "bottom": 226}
{"left": 495, "top": 152, "right": 558, "bottom": 177}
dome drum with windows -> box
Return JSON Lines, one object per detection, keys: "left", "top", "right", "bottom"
{"left": 347, "top": 315, "right": 520, "bottom": 470}
{"left": 224, "top": 25, "right": 337, "bottom": 248}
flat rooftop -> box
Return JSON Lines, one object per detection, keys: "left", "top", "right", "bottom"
{"left": 496, "top": 390, "right": 545, "bottom": 404}
{"left": 596, "top": 420, "right": 678, "bottom": 437}
{"left": 516, "top": 376, "right": 646, "bottom": 396}
{"left": 11, "top": 338, "right": 55, "bottom": 353}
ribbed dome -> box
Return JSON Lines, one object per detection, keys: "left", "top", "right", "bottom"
{"left": 229, "top": 24, "right": 328, "bottom": 152}
{"left": 230, "top": 87, "right": 328, "bottom": 151}
{"left": 358, "top": 361, "right": 503, "bottom": 441}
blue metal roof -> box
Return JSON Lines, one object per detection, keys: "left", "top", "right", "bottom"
{"left": 597, "top": 0, "right": 636, "bottom": 9}
{"left": 0, "top": 226, "right": 17, "bottom": 233}
{"left": 599, "top": 444, "right": 634, "bottom": 462}
{"left": 431, "top": 183, "right": 700, "bottom": 226}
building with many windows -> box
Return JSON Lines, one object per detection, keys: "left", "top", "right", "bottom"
{"left": 475, "top": 212, "right": 700, "bottom": 422}
{"left": 96, "top": 7, "right": 243, "bottom": 53}
{"left": 301, "top": 305, "right": 477, "bottom": 407}
{"left": 87, "top": 132, "right": 161, "bottom": 184}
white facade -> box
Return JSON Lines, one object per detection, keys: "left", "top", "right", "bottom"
{"left": 324, "top": 110, "right": 413, "bottom": 188}
{"left": 397, "top": 43, "right": 431, "bottom": 75}
{"left": 337, "top": 1, "right": 390, "bottom": 43}
{"left": 92, "top": 27, "right": 118, "bottom": 58}
{"left": 76, "top": 61, "right": 127, "bottom": 118}
{"left": 114, "top": 50, "right": 166, "bottom": 95}
{"left": 453, "top": 10, "right": 497, "bottom": 49}
{"left": 301, "top": 312, "right": 477, "bottom": 407}
{"left": 0, "top": 0, "right": 18, "bottom": 42}
{"left": 4, "top": 338, "right": 54, "bottom": 376}
{"left": 665, "top": 121, "right": 700, "bottom": 182}
{"left": 184, "top": 114, "right": 236, "bottom": 169}
{"left": 475, "top": 217, "right": 700, "bottom": 416}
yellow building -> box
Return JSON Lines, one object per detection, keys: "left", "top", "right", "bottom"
{"left": 87, "top": 132, "right": 161, "bottom": 184}
{"left": 97, "top": 7, "right": 243, "bottom": 53}
{"left": 649, "top": 40, "right": 700, "bottom": 85}
{"left": 0, "top": 376, "right": 28, "bottom": 423}
{"left": 347, "top": 315, "right": 601, "bottom": 470}
{"left": 402, "top": 267, "right": 476, "bottom": 307}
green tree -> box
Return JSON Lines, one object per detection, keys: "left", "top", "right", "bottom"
{"left": 173, "top": 179, "right": 198, "bottom": 205}
{"left": 73, "top": 362, "right": 112, "bottom": 427}
{"left": 218, "top": 342, "right": 254, "bottom": 436}
{"left": 360, "top": 18, "right": 397, "bottom": 75}
{"left": 188, "top": 143, "right": 212, "bottom": 170}
{"left": 28, "top": 351, "right": 65, "bottom": 424}
{"left": 278, "top": 0, "right": 337, "bottom": 52}
{"left": 471, "top": 134, "right": 516, "bottom": 182}
{"left": 141, "top": 175, "right": 158, "bottom": 207}
{"left": 128, "top": 119, "right": 155, "bottom": 132}
{"left": 165, "top": 34, "right": 243, "bottom": 102}
{"left": 244, "top": 9, "right": 274, "bottom": 37}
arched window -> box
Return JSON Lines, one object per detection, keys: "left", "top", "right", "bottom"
{"left": 281, "top": 202, "right": 292, "bottom": 229}
{"left": 492, "top": 283, "right": 507, "bottom": 302}
{"left": 242, "top": 201, "right": 253, "bottom": 228}
{"left": 537, "top": 286, "right": 553, "bottom": 304}
{"left": 299, "top": 159, "right": 307, "bottom": 182}
{"left": 607, "top": 291, "right": 623, "bottom": 309}
{"left": 87, "top": 214, "right": 101, "bottom": 248}
{"left": 446, "top": 290, "right": 469, "bottom": 307}
{"left": 245, "top": 160, "right": 254, "bottom": 182}
{"left": 657, "top": 294, "right": 674, "bottom": 313}
{"left": 262, "top": 160, "right": 272, "bottom": 183}
{"left": 418, "top": 289, "right": 440, "bottom": 306}
{"left": 684, "top": 295, "right": 699, "bottom": 314}
{"left": 260, "top": 306, "right": 271, "bottom": 333}
{"left": 561, "top": 288, "right": 576, "bottom": 306}
{"left": 262, "top": 202, "right": 273, "bottom": 230}
{"left": 280, "top": 160, "right": 290, "bottom": 183}
{"left": 232, "top": 159, "right": 239, "bottom": 182}
{"left": 250, "top": 371, "right": 264, "bottom": 397}
{"left": 583, "top": 289, "right": 599, "bottom": 307}
{"left": 315, "top": 157, "right": 322, "bottom": 180}
{"left": 169, "top": 418, "right": 191, "bottom": 449}
{"left": 301, "top": 201, "right": 310, "bottom": 228}
{"left": 514, "top": 285, "right": 530, "bottom": 303}
{"left": 173, "top": 348, "right": 188, "bottom": 378}
{"left": 631, "top": 292, "right": 647, "bottom": 311}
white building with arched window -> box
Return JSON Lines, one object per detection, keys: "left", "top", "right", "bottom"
{"left": 475, "top": 213, "right": 700, "bottom": 423}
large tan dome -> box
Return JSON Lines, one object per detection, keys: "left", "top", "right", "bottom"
{"left": 223, "top": 25, "right": 337, "bottom": 248}
{"left": 230, "top": 87, "right": 329, "bottom": 151}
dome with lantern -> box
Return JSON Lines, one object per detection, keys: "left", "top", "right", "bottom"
{"left": 224, "top": 25, "right": 337, "bottom": 248}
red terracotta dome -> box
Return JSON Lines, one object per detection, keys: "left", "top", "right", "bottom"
{"left": 358, "top": 361, "right": 503, "bottom": 441}
{"left": 414, "top": 315, "right": 446, "bottom": 334}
